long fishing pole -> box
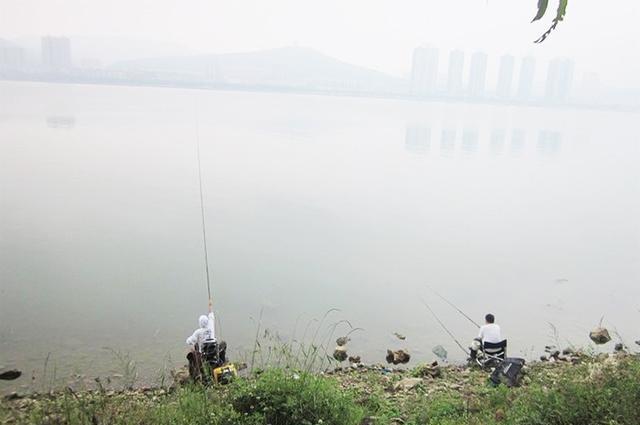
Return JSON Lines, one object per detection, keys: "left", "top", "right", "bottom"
{"left": 420, "top": 297, "right": 469, "bottom": 356}
{"left": 194, "top": 101, "right": 212, "bottom": 303}
{"left": 426, "top": 286, "right": 481, "bottom": 328}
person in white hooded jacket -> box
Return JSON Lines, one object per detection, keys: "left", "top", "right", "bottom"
{"left": 186, "top": 300, "right": 216, "bottom": 348}
{"left": 186, "top": 299, "right": 226, "bottom": 381}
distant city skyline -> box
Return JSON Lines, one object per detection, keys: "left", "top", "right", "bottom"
{"left": 0, "top": 35, "right": 634, "bottom": 110}
{"left": 408, "top": 46, "right": 576, "bottom": 103}
{"left": 1, "top": 0, "right": 638, "bottom": 89}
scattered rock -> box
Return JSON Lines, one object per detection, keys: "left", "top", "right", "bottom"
{"left": 413, "top": 362, "right": 442, "bottom": 378}
{"left": 333, "top": 346, "right": 348, "bottom": 362}
{"left": 386, "top": 349, "right": 411, "bottom": 365}
{"left": 393, "top": 332, "right": 406, "bottom": 340}
{"left": 635, "top": 340, "right": 640, "bottom": 347}
{"left": 614, "top": 343, "right": 626, "bottom": 352}
{"left": 562, "top": 347, "right": 575, "bottom": 355}
{"left": 589, "top": 327, "right": 611, "bottom": 345}
{"left": 336, "top": 336, "right": 350, "bottom": 346}
{"left": 348, "top": 355, "right": 361, "bottom": 364}
{"left": 0, "top": 369, "right": 22, "bottom": 380}
{"left": 4, "top": 391, "right": 21, "bottom": 401}
{"left": 393, "top": 377, "right": 422, "bottom": 391}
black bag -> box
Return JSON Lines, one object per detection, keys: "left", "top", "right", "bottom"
{"left": 490, "top": 357, "right": 525, "bottom": 387}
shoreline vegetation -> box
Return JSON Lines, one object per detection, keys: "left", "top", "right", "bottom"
{"left": 3, "top": 313, "right": 639, "bottom": 424}
{"left": 2, "top": 348, "right": 639, "bottom": 425}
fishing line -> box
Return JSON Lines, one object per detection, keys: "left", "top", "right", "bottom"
{"left": 420, "top": 297, "right": 469, "bottom": 356}
{"left": 426, "top": 286, "right": 481, "bottom": 328}
{"left": 194, "top": 98, "right": 212, "bottom": 302}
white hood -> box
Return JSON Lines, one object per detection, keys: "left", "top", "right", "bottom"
{"left": 198, "top": 315, "right": 208, "bottom": 328}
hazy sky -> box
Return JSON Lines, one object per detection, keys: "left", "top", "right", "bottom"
{"left": 1, "top": 0, "right": 639, "bottom": 86}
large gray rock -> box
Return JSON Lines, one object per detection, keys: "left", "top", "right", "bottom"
{"left": 589, "top": 327, "right": 611, "bottom": 345}
{"left": 393, "top": 377, "right": 422, "bottom": 391}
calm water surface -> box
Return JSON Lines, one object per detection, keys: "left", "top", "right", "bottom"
{"left": 1, "top": 81, "right": 638, "bottom": 392}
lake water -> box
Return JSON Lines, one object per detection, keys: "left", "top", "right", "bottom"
{"left": 1, "top": 81, "right": 638, "bottom": 392}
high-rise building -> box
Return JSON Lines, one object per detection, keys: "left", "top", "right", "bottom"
{"left": 411, "top": 46, "right": 439, "bottom": 96}
{"left": 516, "top": 57, "right": 536, "bottom": 100}
{"left": 447, "top": 50, "right": 464, "bottom": 96}
{"left": 468, "top": 52, "right": 487, "bottom": 97}
{"left": 496, "top": 54, "right": 515, "bottom": 99}
{"left": 41, "top": 36, "right": 71, "bottom": 69}
{"left": 545, "top": 58, "right": 574, "bottom": 103}
{"left": 0, "top": 39, "right": 25, "bottom": 69}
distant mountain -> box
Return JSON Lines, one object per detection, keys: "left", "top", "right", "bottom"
{"left": 111, "top": 46, "right": 406, "bottom": 92}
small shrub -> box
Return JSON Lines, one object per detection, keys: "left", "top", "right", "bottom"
{"left": 507, "top": 357, "right": 640, "bottom": 425}
{"left": 229, "top": 369, "right": 363, "bottom": 425}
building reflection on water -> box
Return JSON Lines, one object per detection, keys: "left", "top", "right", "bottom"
{"left": 405, "top": 125, "right": 431, "bottom": 154}
{"left": 46, "top": 116, "right": 76, "bottom": 129}
{"left": 462, "top": 129, "right": 479, "bottom": 154}
{"left": 405, "top": 122, "right": 562, "bottom": 157}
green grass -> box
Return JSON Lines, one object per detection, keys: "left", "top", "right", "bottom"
{"left": 229, "top": 369, "right": 363, "bottom": 425}
{"left": 3, "top": 355, "right": 640, "bottom": 425}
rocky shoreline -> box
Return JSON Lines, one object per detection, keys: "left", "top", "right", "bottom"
{"left": 2, "top": 346, "right": 639, "bottom": 425}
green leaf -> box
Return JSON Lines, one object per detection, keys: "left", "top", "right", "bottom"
{"left": 534, "top": 0, "right": 569, "bottom": 43}
{"left": 555, "top": 0, "right": 568, "bottom": 22}
{"left": 532, "top": 0, "right": 549, "bottom": 22}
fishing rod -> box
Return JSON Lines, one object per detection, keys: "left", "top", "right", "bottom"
{"left": 420, "top": 297, "right": 469, "bottom": 356}
{"left": 194, "top": 100, "right": 212, "bottom": 303}
{"left": 426, "top": 286, "right": 481, "bottom": 329}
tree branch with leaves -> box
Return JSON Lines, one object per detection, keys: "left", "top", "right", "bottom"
{"left": 532, "top": 0, "right": 569, "bottom": 43}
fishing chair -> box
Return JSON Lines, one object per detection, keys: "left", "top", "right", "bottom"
{"left": 475, "top": 339, "right": 507, "bottom": 368}
{"left": 201, "top": 339, "right": 227, "bottom": 369}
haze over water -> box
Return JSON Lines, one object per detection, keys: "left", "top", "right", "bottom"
{"left": 1, "top": 81, "right": 638, "bottom": 392}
